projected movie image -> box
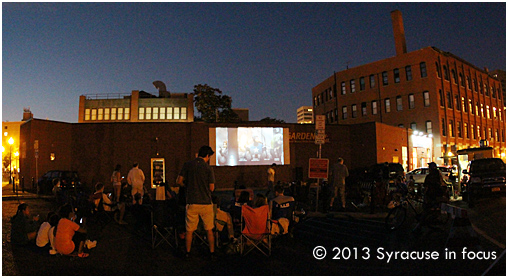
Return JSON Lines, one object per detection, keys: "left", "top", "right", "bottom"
{"left": 215, "top": 127, "right": 284, "bottom": 166}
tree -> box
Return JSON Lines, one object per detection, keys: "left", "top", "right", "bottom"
{"left": 193, "top": 84, "right": 240, "bottom": 123}
{"left": 259, "top": 117, "right": 286, "bottom": 124}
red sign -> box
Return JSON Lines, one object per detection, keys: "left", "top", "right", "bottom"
{"left": 308, "top": 158, "right": 329, "bottom": 179}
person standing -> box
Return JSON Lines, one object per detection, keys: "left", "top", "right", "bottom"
{"left": 176, "top": 146, "right": 216, "bottom": 258}
{"left": 330, "top": 158, "right": 349, "bottom": 211}
{"left": 267, "top": 163, "right": 276, "bottom": 197}
{"left": 127, "top": 163, "right": 145, "bottom": 204}
{"left": 111, "top": 164, "right": 122, "bottom": 203}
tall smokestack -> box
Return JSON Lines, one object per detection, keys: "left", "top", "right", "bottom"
{"left": 391, "top": 10, "right": 407, "bottom": 56}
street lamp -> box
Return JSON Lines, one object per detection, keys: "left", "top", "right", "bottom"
{"left": 8, "top": 137, "right": 14, "bottom": 185}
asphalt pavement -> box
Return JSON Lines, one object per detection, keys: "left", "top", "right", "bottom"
{"left": 2, "top": 182, "right": 505, "bottom": 275}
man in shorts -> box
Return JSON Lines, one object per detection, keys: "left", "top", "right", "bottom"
{"left": 176, "top": 146, "right": 216, "bottom": 258}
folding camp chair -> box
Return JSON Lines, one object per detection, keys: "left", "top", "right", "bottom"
{"left": 240, "top": 204, "right": 272, "bottom": 257}
{"left": 151, "top": 201, "right": 178, "bottom": 249}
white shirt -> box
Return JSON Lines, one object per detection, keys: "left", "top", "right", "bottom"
{"left": 127, "top": 166, "right": 145, "bottom": 189}
{"left": 36, "top": 222, "right": 51, "bottom": 247}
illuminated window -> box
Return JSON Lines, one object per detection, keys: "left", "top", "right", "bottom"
{"left": 85, "top": 109, "right": 90, "bottom": 121}
{"left": 341, "top": 82, "right": 346, "bottom": 95}
{"left": 104, "top": 108, "right": 110, "bottom": 120}
{"left": 426, "top": 121, "right": 433, "bottom": 134}
{"left": 408, "top": 94, "right": 415, "bottom": 109}
{"left": 167, "top": 107, "right": 173, "bottom": 120}
{"left": 423, "top": 91, "right": 430, "bottom": 107}
{"left": 371, "top": 101, "right": 378, "bottom": 115}
{"left": 139, "top": 108, "right": 145, "bottom": 120}
{"left": 91, "top": 109, "right": 97, "bottom": 121}
{"left": 449, "top": 120, "right": 455, "bottom": 137}
{"left": 98, "top": 108, "right": 103, "bottom": 120}
{"left": 396, "top": 96, "right": 403, "bottom": 111}
{"left": 471, "top": 124, "right": 475, "bottom": 139}
{"left": 160, "top": 107, "right": 166, "bottom": 119}
{"left": 124, "top": 108, "right": 130, "bottom": 120}
{"left": 152, "top": 107, "right": 159, "bottom": 120}
{"left": 111, "top": 108, "right": 117, "bottom": 120}
{"left": 385, "top": 98, "right": 391, "bottom": 113}
{"left": 181, "top": 107, "right": 187, "bottom": 119}
{"left": 118, "top": 108, "right": 124, "bottom": 120}
{"left": 486, "top": 105, "right": 490, "bottom": 119}
{"left": 457, "top": 121, "right": 462, "bottom": 138}
{"left": 461, "top": 97, "right": 467, "bottom": 113}
{"left": 350, "top": 79, "right": 356, "bottom": 93}
{"left": 146, "top": 107, "right": 152, "bottom": 120}
{"left": 174, "top": 107, "right": 180, "bottom": 120}
{"left": 465, "top": 123, "right": 469, "bottom": 139}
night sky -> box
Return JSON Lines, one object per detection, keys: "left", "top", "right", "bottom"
{"left": 2, "top": 2, "right": 506, "bottom": 123}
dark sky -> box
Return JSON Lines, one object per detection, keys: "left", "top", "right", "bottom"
{"left": 2, "top": 2, "right": 506, "bottom": 123}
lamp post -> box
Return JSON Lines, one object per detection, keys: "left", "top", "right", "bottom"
{"left": 8, "top": 137, "right": 14, "bottom": 185}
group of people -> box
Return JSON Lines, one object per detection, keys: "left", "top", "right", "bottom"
{"left": 10, "top": 202, "right": 96, "bottom": 258}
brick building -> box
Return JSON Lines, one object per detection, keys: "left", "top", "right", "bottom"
{"left": 312, "top": 10, "right": 505, "bottom": 169}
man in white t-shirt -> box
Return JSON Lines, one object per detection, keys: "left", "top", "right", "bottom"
{"left": 127, "top": 163, "right": 145, "bottom": 204}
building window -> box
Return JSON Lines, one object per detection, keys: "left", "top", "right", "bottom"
{"left": 97, "top": 108, "right": 103, "bottom": 120}
{"left": 426, "top": 121, "right": 432, "bottom": 134}
{"left": 153, "top": 107, "right": 159, "bottom": 120}
{"left": 408, "top": 94, "right": 415, "bottom": 109}
{"left": 468, "top": 99, "right": 473, "bottom": 114}
{"left": 449, "top": 120, "right": 455, "bottom": 137}
{"left": 483, "top": 83, "right": 488, "bottom": 95}
{"left": 139, "top": 108, "right": 145, "bottom": 120}
{"left": 420, "top": 62, "right": 427, "bottom": 78}
{"left": 446, "top": 92, "right": 452, "bottom": 109}
{"left": 85, "top": 109, "right": 90, "bottom": 121}
{"left": 167, "top": 107, "right": 173, "bottom": 119}
{"left": 361, "top": 102, "right": 367, "bottom": 116}
{"left": 486, "top": 105, "right": 490, "bottom": 119}
{"left": 111, "top": 108, "right": 117, "bottom": 120}
{"left": 372, "top": 101, "right": 378, "bottom": 115}
{"left": 439, "top": 90, "right": 445, "bottom": 107}
{"left": 465, "top": 123, "right": 469, "bottom": 139}
{"left": 160, "top": 107, "right": 166, "bottom": 120}
{"left": 493, "top": 107, "right": 497, "bottom": 119}
{"left": 384, "top": 98, "right": 391, "bottom": 113}
{"left": 118, "top": 108, "right": 124, "bottom": 120}
{"left": 435, "top": 62, "right": 441, "bottom": 78}
{"left": 496, "top": 129, "right": 499, "bottom": 142}
{"left": 492, "top": 86, "right": 496, "bottom": 99}
{"left": 342, "top": 106, "right": 347, "bottom": 120}
{"left": 334, "top": 108, "right": 338, "bottom": 121}
{"left": 174, "top": 107, "right": 180, "bottom": 120}
{"left": 423, "top": 91, "right": 430, "bottom": 107}
{"left": 181, "top": 107, "right": 187, "bottom": 119}
{"left": 473, "top": 79, "right": 478, "bottom": 92}
{"left": 457, "top": 121, "right": 462, "bottom": 138}
{"left": 476, "top": 125, "right": 480, "bottom": 140}
{"left": 396, "top": 96, "right": 403, "bottom": 111}
{"left": 398, "top": 124, "right": 404, "bottom": 128}
{"left": 461, "top": 97, "right": 466, "bottom": 113}
{"left": 480, "top": 104, "right": 484, "bottom": 117}
{"left": 442, "top": 118, "right": 446, "bottom": 136}
{"left": 394, "top": 68, "right": 400, "bottom": 83}
{"left": 146, "top": 107, "right": 152, "bottom": 120}
{"left": 359, "top": 77, "right": 365, "bottom": 91}
{"left": 352, "top": 104, "right": 357, "bottom": 118}
{"left": 124, "top": 108, "right": 130, "bottom": 120}
{"left": 443, "top": 65, "right": 449, "bottom": 81}
{"left": 341, "top": 82, "right": 346, "bottom": 95}
{"left": 466, "top": 76, "right": 471, "bottom": 89}
{"left": 91, "top": 109, "right": 97, "bottom": 121}
{"left": 475, "top": 102, "right": 479, "bottom": 116}
{"left": 460, "top": 73, "right": 465, "bottom": 87}
{"left": 451, "top": 69, "right": 457, "bottom": 84}
{"left": 405, "top": 65, "right": 412, "bottom": 81}
{"left": 382, "top": 71, "right": 388, "bottom": 85}
{"left": 410, "top": 122, "right": 417, "bottom": 130}
{"left": 350, "top": 79, "right": 356, "bottom": 93}
{"left": 369, "top": 74, "right": 375, "bottom": 88}
{"left": 454, "top": 95, "right": 460, "bottom": 110}
{"left": 104, "top": 108, "right": 110, "bottom": 120}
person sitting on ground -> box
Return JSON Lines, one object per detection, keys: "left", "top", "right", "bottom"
{"left": 91, "top": 182, "right": 127, "bottom": 225}
{"left": 10, "top": 203, "right": 40, "bottom": 245}
{"left": 54, "top": 204, "right": 89, "bottom": 258}
{"left": 36, "top": 212, "right": 60, "bottom": 255}
{"left": 270, "top": 184, "right": 295, "bottom": 235}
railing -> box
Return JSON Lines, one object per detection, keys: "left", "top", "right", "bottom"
{"left": 83, "top": 93, "right": 131, "bottom": 100}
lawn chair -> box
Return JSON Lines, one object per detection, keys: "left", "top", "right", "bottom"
{"left": 240, "top": 204, "right": 272, "bottom": 257}
{"left": 151, "top": 201, "right": 178, "bottom": 249}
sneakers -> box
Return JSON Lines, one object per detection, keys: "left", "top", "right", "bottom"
{"left": 85, "top": 239, "right": 97, "bottom": 249}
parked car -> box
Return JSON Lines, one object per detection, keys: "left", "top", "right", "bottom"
{"left": 37, "top": 170, "right": 81, "bottom": 194}
{"left": 462, "top": 158, "right": 505, "bottom": 206}
{"left": 405, "top": 166, "right": 452, "bottom": 185}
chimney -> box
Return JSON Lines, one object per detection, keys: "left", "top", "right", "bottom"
{"left": 22, "top": 107, "right": 33, "bottom": 121}
{"left": 391, "top": 10, "right": 407, "bottom": 56}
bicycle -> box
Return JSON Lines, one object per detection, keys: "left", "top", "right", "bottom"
{"left": 385, "top": 191, "right": 449, "bottom": 231}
